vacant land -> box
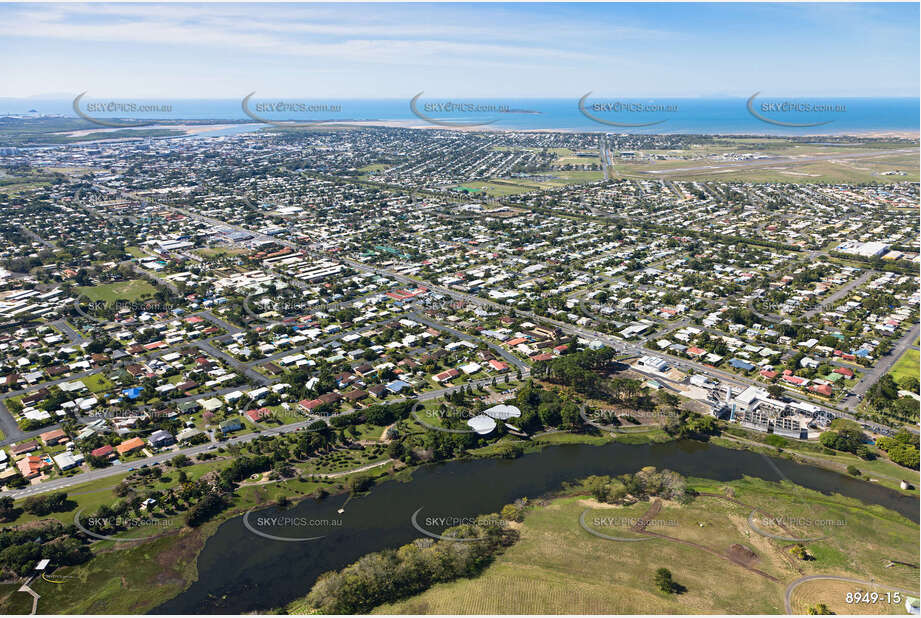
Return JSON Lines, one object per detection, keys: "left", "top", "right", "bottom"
{"left": 888, "top": 349, "right": 920, "bottom": 387}
{"left": 375, "top": 476, "right": 918, "bottom": 615}
{"left": 454, "top": 170, "right": 603, "bottom": 197}
{"left": 0, "top": 169, "right": 66, "bottom": 195}
{"left": 609, "top": 150, "right": 919, "bottom": 183}
{"left": 195, "top": 247, "right": 250, "bottom": 258}
{"left": 77, "top": 279, "right": 157, "bottom": 303}
{"left": 81, "top": 373, "right": 115, "bottom": 393}
{"left": 788, "top": 579, "right": 910, "bottom": 615}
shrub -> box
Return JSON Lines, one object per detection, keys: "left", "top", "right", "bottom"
{"left": 654, "top": 567, "right": 675, "bottom": 593}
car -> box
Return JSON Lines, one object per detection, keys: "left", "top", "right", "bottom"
{"left": 127, "top": 467, "right": 136, "bottom": 471}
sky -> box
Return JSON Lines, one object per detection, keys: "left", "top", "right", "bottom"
{"left": 0, "top": 2, "right": 918, "bottom": 99}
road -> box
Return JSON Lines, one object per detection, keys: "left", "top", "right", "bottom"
{"left": 784, "top": 574, "right": 918, "bottom": 614}
{"left": 2, "top": 417, "right": 317, "bottom": 500}
{"left": 0, "top": 372, "right": 520, "bottom": 499}
{"left": 406, "top": 310, "right": 529, "bottom": 373}
{"left": 195, "top": 340, "right": 273, "bottom": 386}
{"left": 51, "top": 319, "right": 86, "bottom": 345}
{"left": 102, "top": 185, "right": 914, "bottom": 435}
{"left": 802, "top": 270, "right": 873, "bottom": 320}
{"left": 844, "top": 321, "right": 921, "bottom": 410}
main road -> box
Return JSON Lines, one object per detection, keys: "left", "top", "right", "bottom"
{"left": 106, "top": 186, "right": 911, "bottom": 435}
{"left": 1, "top": 372, "right": 519, "bottom": 500}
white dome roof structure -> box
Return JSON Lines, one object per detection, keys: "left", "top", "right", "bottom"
{"left": 467, "top": 414, "right": 497, "bottom": 435}
{"left": 483, "top": 404, "right": 521, "bottom": 420}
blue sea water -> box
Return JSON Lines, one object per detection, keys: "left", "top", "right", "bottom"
{"left": 1, "top": 96, "right": 917, "bottom": 135}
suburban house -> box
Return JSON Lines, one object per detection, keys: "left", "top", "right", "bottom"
{"left": 116, "top": 437, "right": 146, "bottom": 456}
{"left": 10, "top": 440, "right": 39, "bottom": 456}
{"left": 40, "top": 429, "right": 68, "bottom": 446}
{"left": 219, "top": 418, "right": 244, "bottom": 434}
{"left": 148, "top": 429, "right": 175, "bottom": 448}
{"left": 17, "top": 455, "right": 48, "bottom": 479}
{"left": 90, "top": 444, "right": 115, "bottom": 460}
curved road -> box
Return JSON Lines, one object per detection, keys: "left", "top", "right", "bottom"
{"left": 784, "top": 574, "right": 918, "bottom": 614}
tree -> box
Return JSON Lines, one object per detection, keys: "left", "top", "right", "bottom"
{"left": 765, "top": 434, "right": 787, "bottom": 448}
{"left": 22, "top": 492, "right": 73, "bottom": 516}
{"left": 789, "top": 543, "right": 812, "bottom": 560}
{"left": 808, "top": 603, "right": 833, "bottom": 615}
{"left": 0, "top": 496, "right": 20, "bottom": 522}
{"left": 654, "top": 567, "right": 675, "bottom": 593}
{"left": 875, "top": 430, "right": 920, "bottom": 470}
{"left": 560, "top": 402, "right": 581, "bottom": 429}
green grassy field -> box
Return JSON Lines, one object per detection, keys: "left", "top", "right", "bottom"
{"left": 194, "top": 247, "right": 251, "bottom": 258}
{"left": 360, "top": 163, "right": 391, "bottom": 171}
{"left": 373, "top": 476, "right": 919, "bottom": 615}
{"left": 713, "top": 431, "right": 919, "bottom": 495}
{"left": 621, "top": 156, "right": 918, "bottom": 183}
{"left": 81, "top": 373, "right": 115, "bottom": 394}
{"left": 0, "top": 449, "right": 394, "bottom": 615}
{"left": 888, "top": 349, "right": 920, "bottom": 387}
{"left": 788, "top": 579, "right": 910, "bottom": 615}
{"left": 77, "top": 279, "right": 157, "bottom": 303}
{"left": 453, "top": 169, "right": 603, "bottom": 197}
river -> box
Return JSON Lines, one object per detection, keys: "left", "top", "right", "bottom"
{"left": 153, "top": 440, "right": 918, "bottom": 614}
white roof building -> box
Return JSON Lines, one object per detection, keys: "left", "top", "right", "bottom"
{"left": 467, "top": 415, "right": 497, "bottom": 435}
{"left": 483, "top": 404, "right": 522, "bottom": 420}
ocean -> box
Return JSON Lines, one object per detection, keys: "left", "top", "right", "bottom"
{"left": 1, "top": 97, "right": 917, "bottom": 135}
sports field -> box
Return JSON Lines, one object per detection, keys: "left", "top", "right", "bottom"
{"left": 77, "top": 279, "right": 158, "bottom": 303}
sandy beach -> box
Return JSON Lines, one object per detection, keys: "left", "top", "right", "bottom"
{"left": 56, "top": 123, "right": 249, "bottom": 138}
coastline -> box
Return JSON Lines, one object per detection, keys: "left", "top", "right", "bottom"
{"left": 315, "top": 119, "right": 921, "bottom": 139}
{"left": 25, "top": 116, "right": 919, "bottom": 139}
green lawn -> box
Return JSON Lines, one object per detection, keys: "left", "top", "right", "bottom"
{"left": 81, "top": 373, "right": 115, "bottom": 394}
{"left": 358, "top": 163, "right": 391, "bottom": 173}
{"left": 0, "top": 455, "right": 385, "bottom": 615}
{"left": 888, "top": 348, "right": 920, "bottom": 387}
{"left": 373, "top": 476, "right": 919, "bottom": 615}
{"left": 77, "top": 279, "right": 157, "bottom": 304}
{"left": 195, "top": 247, "right": 250, "bottom": 258}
